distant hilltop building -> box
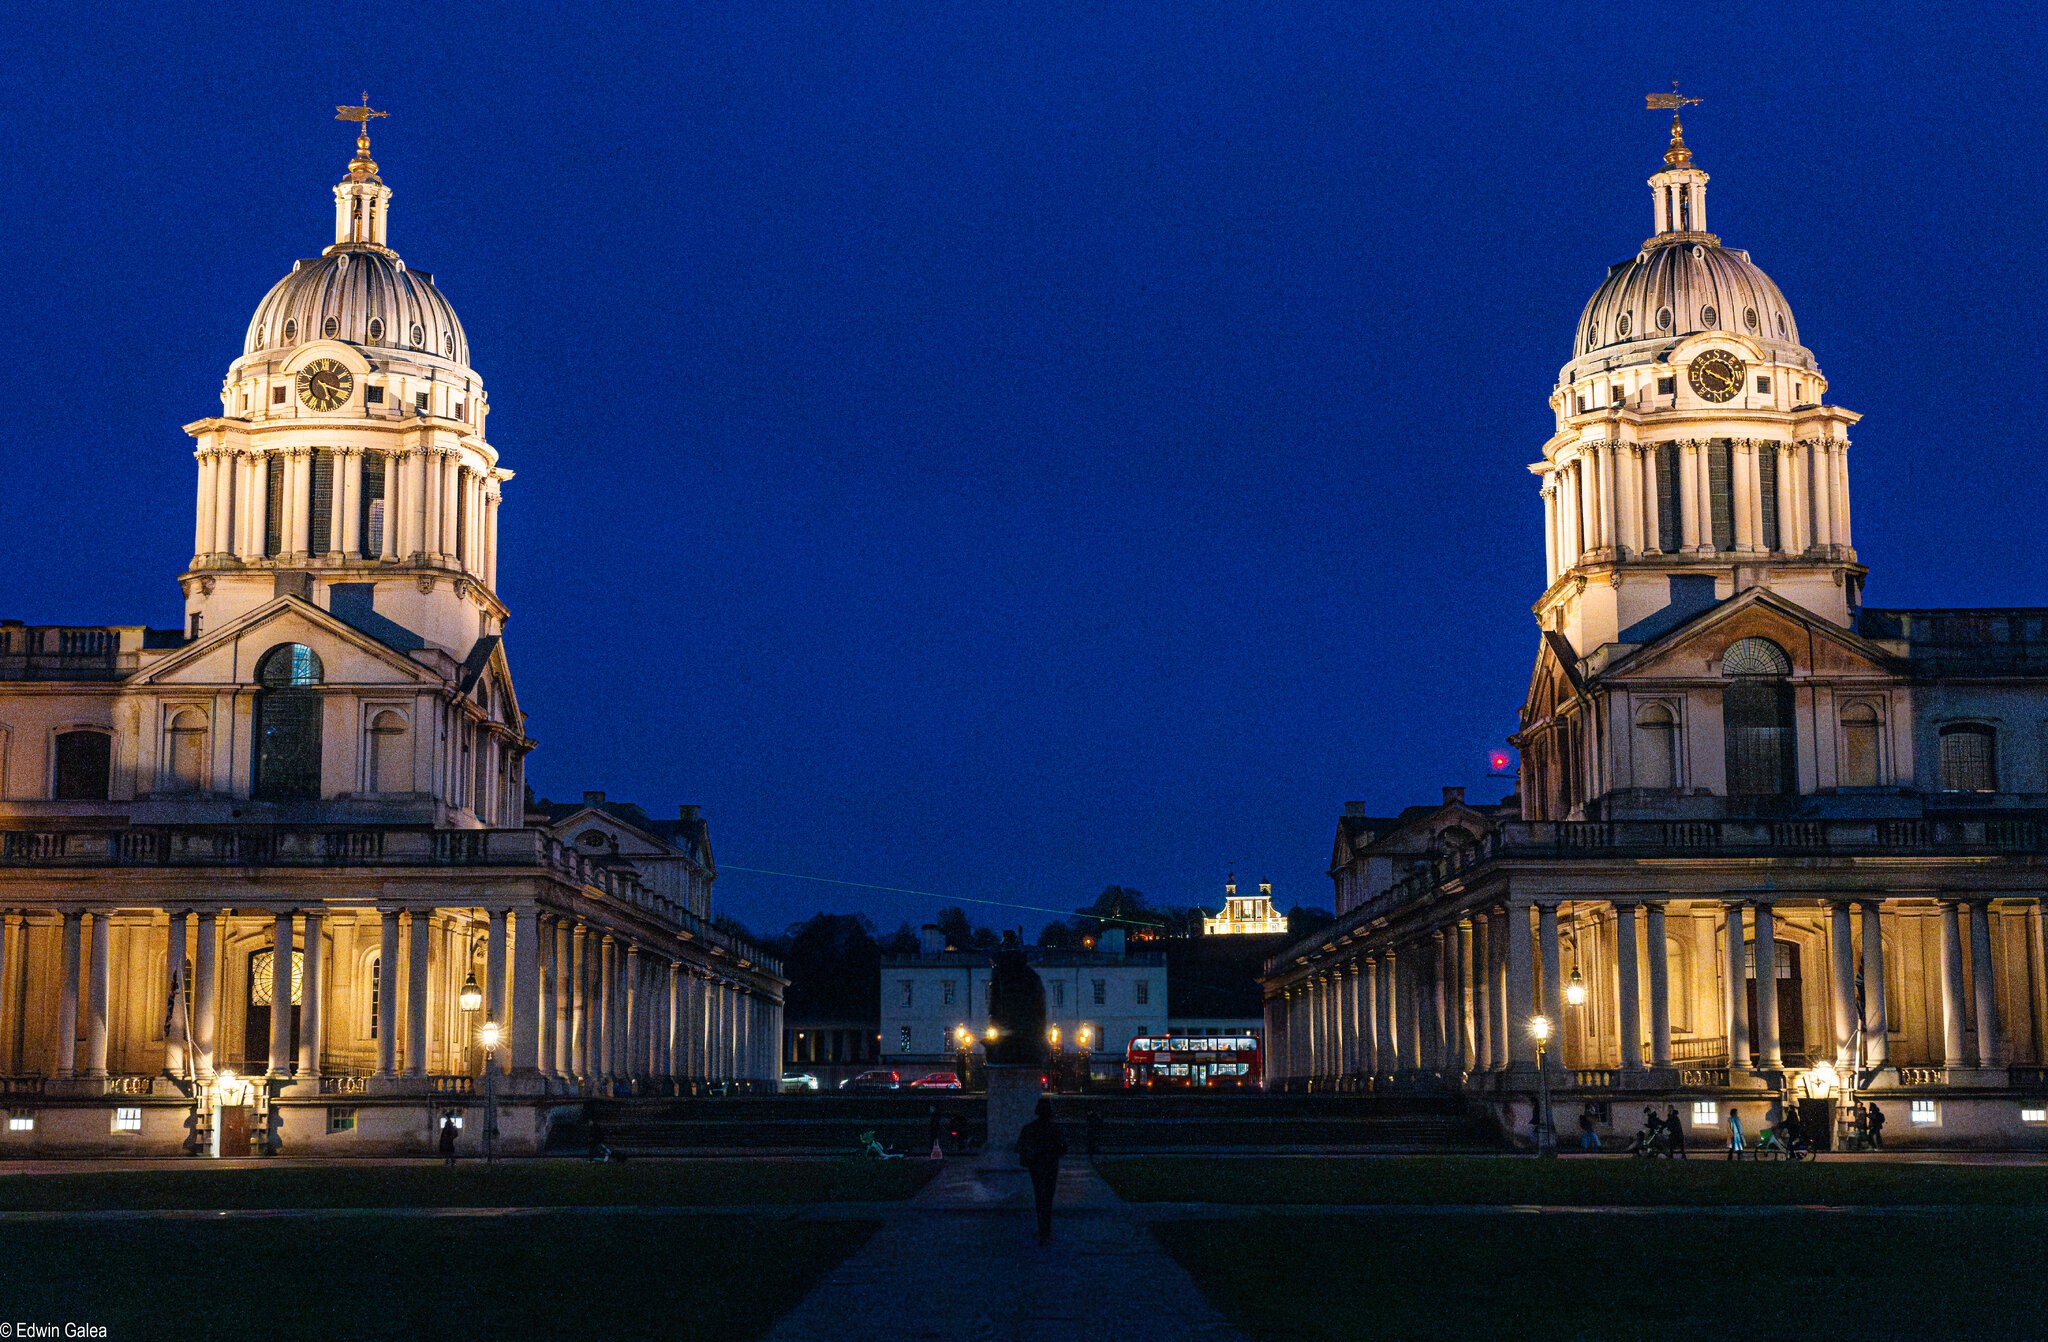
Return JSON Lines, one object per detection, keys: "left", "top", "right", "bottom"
{"left": 1204, "top": 876, "right": 1289, "bottom": 936}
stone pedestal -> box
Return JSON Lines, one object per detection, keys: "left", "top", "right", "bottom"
{"left": 979, "top": 1065, "right": 1042, "bottom": 1171}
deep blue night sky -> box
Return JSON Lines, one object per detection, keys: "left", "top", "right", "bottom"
{"left": 5, "top": 4, "right": 2045, "bottom": 939}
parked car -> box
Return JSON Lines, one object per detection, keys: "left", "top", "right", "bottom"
{"left": 840, "top": 1069, "right": 902, "bottom": 1092}
{"left": 907, "top": 1071, "right": 962, "bottom": 1090}
{"left": 780, "top": 1072, "right": 820, "bottom": 1093}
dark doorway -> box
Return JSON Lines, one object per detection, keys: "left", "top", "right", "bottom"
{"left": 243, "top": 952, "right": 300, "bottom": 1067}
{"left": 219, "top": 1104, "right": 251, "bottom": 1156}
{"left": 1797, "top": 1098, "right": 1834, "bottom": 1152}
{"left": 1745, "top": 942, "right": 1805, "bottom": 1061}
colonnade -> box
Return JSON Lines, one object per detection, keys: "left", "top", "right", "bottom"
{"left": 191, "top": 444, "right": 501, "bottom": 586}
{"left": 0, "top": 904, "right": 781, "bottom": 1093}
{"left": 1541, "top": 436, "right": 1852, "bottom": 586}
{"left": 1270, "top": 896, "right": 2044, "bottom": 1088}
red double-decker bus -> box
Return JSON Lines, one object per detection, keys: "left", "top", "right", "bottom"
{"left": 1123, "top": 1034, "right": 1262, "bottom": 1089}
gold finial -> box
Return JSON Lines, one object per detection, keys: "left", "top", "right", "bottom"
{"left": 335, "top": 92, "right": 388, "bottom": 181}
{"left": 1645, "top": 81, "right": 1702, "bottom": 168}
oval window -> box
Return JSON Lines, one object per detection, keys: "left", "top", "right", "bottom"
{"left": 1743, "top": 306, "right": 1758, "bottom": 332}
{"left": 443, "top": 331, "right": 454, "bottom": 356}
{"left": 322, "top": 316, "right": 338, "bottom": 338}
{"left": 1776, "top": 312, "right": 1787, "bottom": 337}
{"left": 1701, "top": 305, "right": 1719, "bottom": 328}
{"left": 367, "top": 318, "right": 384, "bottom": 343}
{"left": 283, "top": 319, "right": 297, "bottom": 344}
{"left": 410, "top": 323, "right": 425, "bottom": 348}
{"left": 1617, "top": 312, "right": 1632, "bottom": 337}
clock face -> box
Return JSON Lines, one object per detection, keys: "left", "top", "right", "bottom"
{"left": 296, "top": 358, "right": 353, "bottom": 411}
{"left": 1687, "top": 349, "right": 1746, "bottom": 403}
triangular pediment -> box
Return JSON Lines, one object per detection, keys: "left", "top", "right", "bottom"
{"left": 543, "top": 806, "right": 677, "bottom": 858}
{"left": 1602, "top": 588, "right": 1904, "bottom": 684}
{"left": 136, "top": 597, "right": 444, "bottom": 688}
{"left": 1519, "top": 631, "right": 1583, "bottom": 728}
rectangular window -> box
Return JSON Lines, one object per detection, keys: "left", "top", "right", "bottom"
{"left": 416, "top": 392, "right": 430, "bottom": 413}
{"left": 263, "top": 454, "right": 285, "bottom": 557}
{"left": 271, "top": 385, "right": 287, "bottom": 405}
{"left": 327, "top": 1108, "right": 357, "bottom": 1133}
{"left": 111, "top": 1107, "right": 141, "bottom": 1133}
{"left": 1707, "top": 438, "right": 1733, "bottom": 551}
{"left": 368, "top": 958, "right": 381, "bottom": 1040}
{"left": 309, "top": 449, "right": 335, "bottom": 555}
{"left": 898, "top": 1026, "right": 912, "bottom": 1052}
{"left": 360, "top": 454, "right": 387, "bottom": 557}
{"left": 1939, "top": 727, "right": 1998, "bottom": 792}
{"left": 899, "top": 980, "right": 912, "bottom": 1008}
{"left": 1657, "top": 376, "right": 1676, "bottom": 396}
{"left": 1575, "top": 395, "right": 1586, "bottom": 414}
{"left": 1092, "top": 980, "right": 1106, "bottom": 1006}
{"left": 942, "top": 980, "right": 956, "bottom": 1005}
{"left": 1051, "top": 981, "right": 1064, "bottom": 1008}
{"left": 2022, "top": 1107, "right": 2047, "bottom": 1123}
{"left": 454, "top": 400, "right": 467, "bottom": 421}
{"left": 1136, "top": 980, "right": 1150, "bottom": 1006}
{"left": 187, "top": 613, "right": 202, "bottom": 640}
{"left": 1910, "top": 1100, "right": 1939, "bottom": 1125}
{"left": 1756, "top": 376, "right": 1771, "bottom": 394}
{"left": 1690, "top": 1101, "right": 1718, "bottom": 1126}
{"left": 1758, "top": 444, "right": 1780, "bottom": 551}
{"left": 365, "top": 385, "right": 385, "bottom": 404}
{"left": 1655, "top": 442, "right": 1681, "bottom": 553}
{"left": 8, "top": 1111, "right": 34, "bottom": 1132}
{"left": 1610, "top": 384, "right": 1623, "bottom": 406}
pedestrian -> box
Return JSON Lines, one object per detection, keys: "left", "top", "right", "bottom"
{"left": 439, "top": 1112, "right": 459, "bottom": 1167}
{"left": 1726, "top": 1105, "right": 1746, "bottom": 1160}
{"left": 1866, "top": 1101, "right": 1886, "bottom": 1151}
{"left": 1016, "top": 1097, "right": 1068, "bottom": 1246}
{"left": 1663, "top": 1106, "right": 1686, "bottom": 1158}
{"left": 1577, "top": 1104, "right": 1602, "bottom": 1151}
{"left": 927, "top": 1103, "right": 943, "bottom": 1156}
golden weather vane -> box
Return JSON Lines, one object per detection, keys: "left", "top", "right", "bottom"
{"left": 1645, "top": 81, "right": 1701, "bottom": 168}
{"left": 334, "top": 93, "right": 387, "bottom": 179}
{"left": 335, "top": 92, "right": 388, "bottom": 128}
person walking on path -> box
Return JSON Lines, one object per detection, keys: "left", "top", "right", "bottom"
{"left": 1016, "top": 1097, "right": 1068, "bottom": 1246}
{"left": 1577, "top": 1104, "right": 1602, "bottom": 1151}
{"left": 1664, "top": 1106, "right": 1687, "bottom": 1158}
{"left": 439, "top": 1113, "right": 459, "bottom": 1167}
{"left": 1726, "top": 1105, "right": 1747, "bottom": 1160}
{"left": 1866, "top": 1101, "right": 1887, "bottom": 1151}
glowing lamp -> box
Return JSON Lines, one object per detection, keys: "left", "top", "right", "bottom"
{"left": 1529, "top": 1014, "right": 1552, "bottom": 1046}
{"left": 1489, "top": 750, "right": 1512, "bottom": 773}
{"left": 1564, "top": 966, "right": 1587, "bottom": 1008}
{"left": 458, "top": 970, "right": 484, "bottom": 1014}
{"left": 984, "top": 1026, "right": 999, "bottom": 1043}
{"left": 1048, "top": 1026, "right": 1060, "bottom": 1046}
{"left": 478, "top": 1020, "right": 503, "bottom": 1051}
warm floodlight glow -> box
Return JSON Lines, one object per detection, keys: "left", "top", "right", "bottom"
{"left": 1048, "top": 1026, "right": 1061, "bottom": 1046}
{"left": 459, "top": 970, "right": 483, "bottom": 1014}
{"left": 1564, "top": 966, "right": 1587, "bottom": 1008}
{"left": 1529, "top": 1014, "right": 1552, "bottom": 1045}
{"left": 478, "top": 1020, "right": 503, "bottom": 1051}
{"left": 984, "top": 1026, "right": 999, "bottom": 1043}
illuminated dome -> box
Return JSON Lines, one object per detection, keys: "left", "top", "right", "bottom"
{"left": 1576, "top": 239, "right": 1803, "bottom": 364}
{"left": 244, "top": 250, "right": 467, "bottom": 364}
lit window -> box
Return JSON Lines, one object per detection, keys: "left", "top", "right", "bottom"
{"left": 1910, "top": 1100, "right": 1939, "bottom": 1125}
{"left": 327, "top": 1108, "right": 357, "bottom": 1133}
{"left": 1136, "top": 980, "right": 1150, "bottom": 1006}
{"left": 2022, "top": 1107, "right": 2047, "bottom": 1123}
{"left": 1690, "top": 1101, "right": 1718, "bottom": 1126}
{"left": 8, "top": 1112, "right": 34, "bottom": 1132}
{"left": 111, "top": 1107, "right": 141, "bottom": 1133}
{"left": 898, "top": 1026, "right": 912, "bottom": 1052}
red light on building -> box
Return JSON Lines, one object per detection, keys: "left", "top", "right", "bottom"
{"left": 1489, "top": 750, "right": 1513, "bottom": 773}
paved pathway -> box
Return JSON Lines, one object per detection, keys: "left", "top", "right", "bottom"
{"left": 766, "top": 1159, "right": 1245, "bottom": 1342}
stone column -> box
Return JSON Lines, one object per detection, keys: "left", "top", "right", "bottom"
{"left": 1472, "top": 916, "right": 1493, "bottom": 1070}
{"left": 1639, "top": 444, "right": 1662, "bottom": 553}
{"left": 1541, "top": 485, "right": 1559, "bottom": 586}
{"left": 1693, "top": 440, "right": 1715, "bottom": 552}
{"left": 1753, "top": 903, "right": 1783, "bottom": 1070}
{"left": 1403, "top": 955, "right": 1425, "bottom": 1073}
{"left": 193, "top": 901, "right": 220, "bottom": 1081}
{"left": 626, "top": 945, "right": 643, "bottom": 1085}
{"left": 339, "top": 449, "right": 363, "bottom": 556}
{"left": 379, "top": 453, "right": 400, "bottom": 561}
{"left": 1646, "top": 902, "right": 1672, "bottom": 1067}
{"left": 535, "top": 914, "right": 555, "bottom": 1080}
{"left": 165, "top": 910, "right": 190, "bottom": 1078}
{"left": 1596, "top": 443, "right": 1619, "bottom": 551}
{"left": 1940, "top": 901, "right": 1968, "bottom": 1066}
{"left": 668, "top": 962, "right": 683, "bottom": 1083}
{"left": 1357, "top": 957, "right": 1376, "bottom": 1076}
{"left": 553, "top": 919, "right": 573, "bottom": 1077}
{"left": 510, "top": 906, "right": 542, "bottom": 1073}
{"left": 1537, "top": 904, "right": 1564, "bottom": 1067}
{"left": 298, "top": 911, "right": 324, "bottom": 1078}
{"left": 1381, "top": 950, "right": 1401, "bottom": 1072}
{"left": 1505, "top": 903, "right": 1536, "bottom": 1067}
{"left": 1492, "top": 909, "right": 1512, "bottom": 1067}
{"left": 1615, "top": 901, "right": 1643, "bottom": 1072}
{"left": 569, "top": 923, "right": 589, "bottom": 1083}
{"left": 405, "top": 910, "right": 431, "bottom": 1077}
{"left": 1811, "top": 440, "right": 1836, "bottom": 550}
{"left": 376, "top": 909, "right": 400, "bottom": 1077}
{"left": 1679, "top": 441, "right": 1703, "bottom": 551}
{"left": 1731, "top": 441, "right": 1756, "bottom": 551}
{"left": 1431, "top": 930, "right": 1451, "bottom": 1071}
{"left": 600, "top": 935, "right": 619, "bottom": 1081}
{"left": 1724, "top": 902, "right": 1751, "bottom": 1069}
{"left": 1829, "top": 902, "right": 1857, "bottom": 1067}
{"left": 1860, "top": 900, "right": 1890, "bottom": 1066}
{"left": 485, "top": 907, "right": 508, "bottom": 1043}
{"left": 288, "top": 449, "right": 313, "bottom": 558}
{"left": 86, "top": 912, "right": 112, "bottom": 1079}
{"left": 1969, "top": 901, "right": 2001, "bottom": 1068}
{"left": 1457, "top": 919, "right": 1477, "bottom": 1072}
{"left": 268, "top": 911, "right": 293, "bottom": 1076}
{"left": 55, "top": 911, "right": 81, "bottom": 1078}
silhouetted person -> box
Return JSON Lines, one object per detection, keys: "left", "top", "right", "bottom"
{"left": 927, "top": 1104, "right": 943, "bottom": 1155}
{"left": 1663, "top": 1106, "right": 1686, "bottom": 1158}
{"left": 439, "top": 1113, "right": 459, "bottom": 1166}
{"left": 1866, "top": 1101, "right": 1886, "bottom": 1151}
{"left": 1016, "top": 1097, "right": 1067, "bottom": 1245}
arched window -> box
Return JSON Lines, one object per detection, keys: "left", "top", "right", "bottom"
{"left": 1634, "top": 703, "right": 1680, "bottom": 790}
{"left": 1939, "top": 724, "right": 1998, "bottom": 792}
{"left": 165, "top": 709, "right": 208, "bottom": 793}
{"left": 1840, "top": 704, "right": 1882, "bottom": 788}
{"left": 254, "top": 644, "right": 323, "bottom": 801}
{"left": 364, "top": 710, "right": 411, "bottom": 794}
{"left": 1722, "top": 638, "right": 1795, "bottom": 797}
{"left": 53, "top": 730, "right": 112, "bottom": 801}
{"left": 366, "top": 953, "right": 381, "bottom": 1040}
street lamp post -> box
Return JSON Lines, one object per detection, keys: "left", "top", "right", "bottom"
{"left": 478, "top": 1020, "right": 502, "bottom": 1165}
{"left": 1530, "top": 1014, "right": 1556, "bottom": 1158}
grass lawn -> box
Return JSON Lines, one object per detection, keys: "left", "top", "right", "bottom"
{"left": 3, "top": 1212, "right": 875, "bottom": 1341}
{"left": 0, "top": 1158, "right": 938, "bottom": 1212}
{"left": 1103, "top": 1154, "right": 2048, "bottom": 1206}
{"left": 1154, "top": 1211, "right": 2048, "bottom": 1340}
